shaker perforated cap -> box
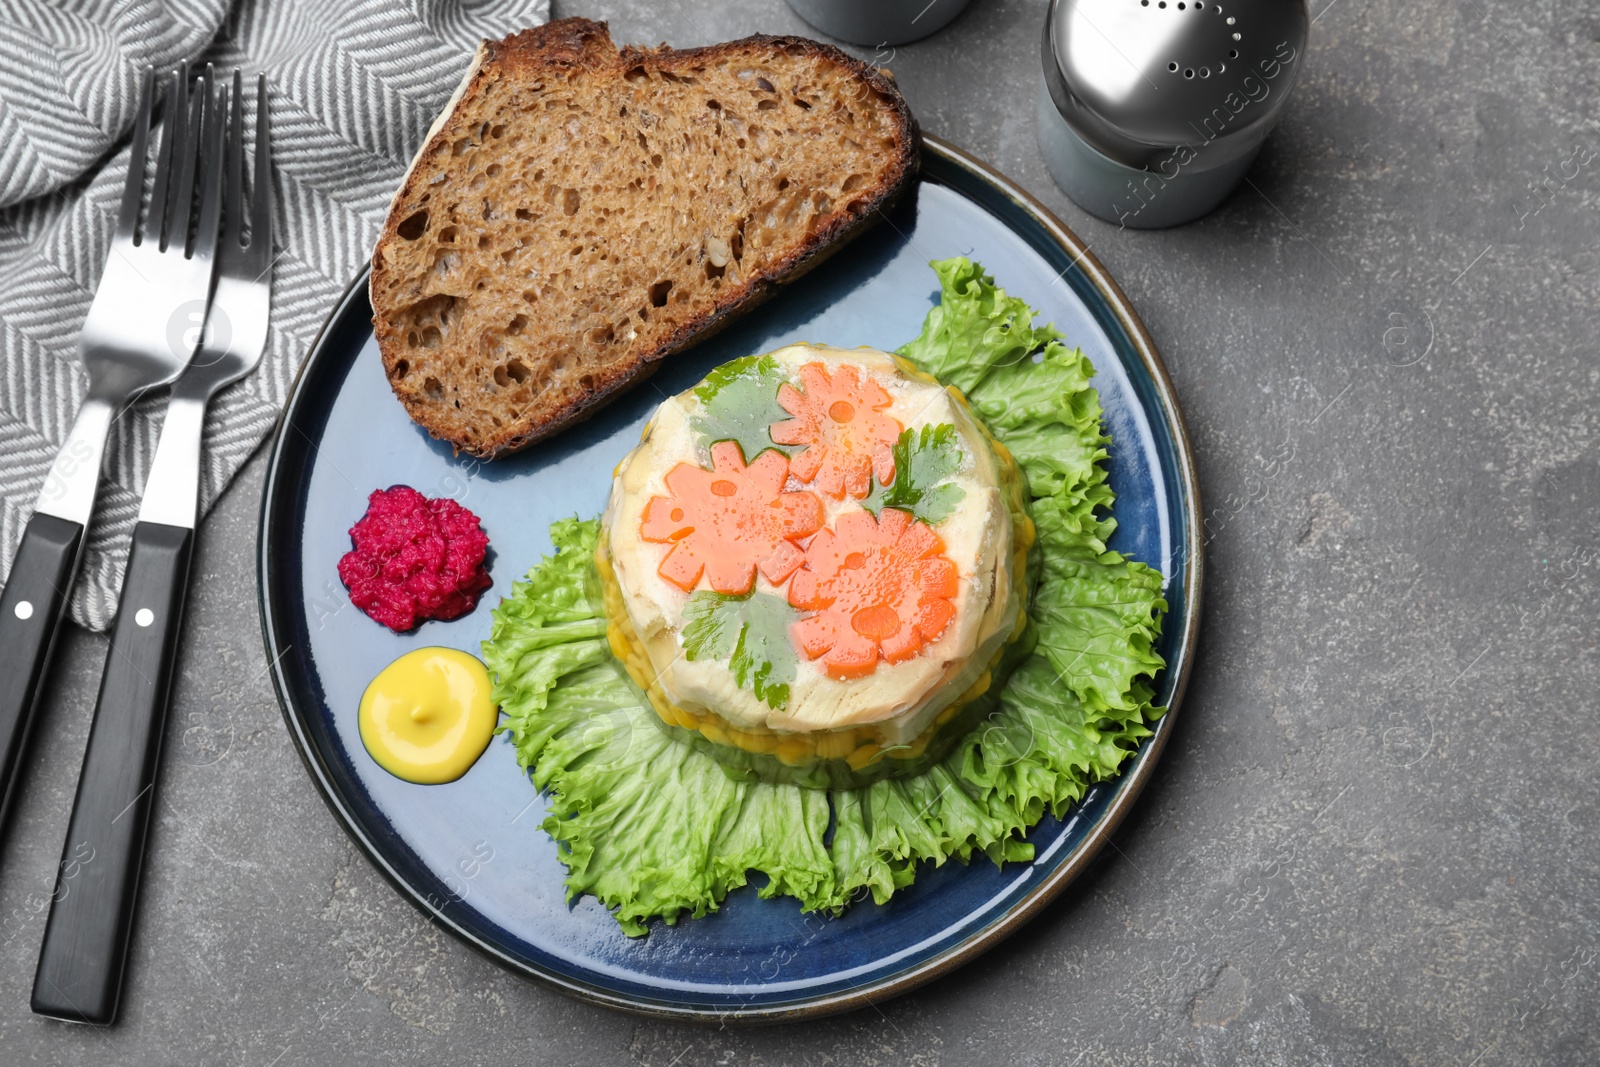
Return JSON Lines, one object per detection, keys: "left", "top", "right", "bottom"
{"left": 1044, "top": 0, "right": 1309, "bottom": 170}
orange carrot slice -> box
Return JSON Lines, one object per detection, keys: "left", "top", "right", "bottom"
{"left": 770, "top": 362, "right": 902, "bottom": 499}
{"left": 640, "top": 441, "right": 823, "bottom": 595}
{"left": 787, "top": 507, "right": 959, "bottom": 678}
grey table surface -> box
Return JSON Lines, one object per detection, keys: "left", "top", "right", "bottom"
{"left": 3, "top": 0, "right": 1597, "bottom": 1063}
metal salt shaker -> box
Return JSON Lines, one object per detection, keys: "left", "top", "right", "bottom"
{"left": 1038, "top": 0, "right": 1309, "bottom": 228}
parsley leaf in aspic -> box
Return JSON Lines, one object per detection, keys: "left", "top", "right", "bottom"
{"left": 864, "top": 424, "right": 968, "bottom": 524}
{"left": 681, "top": 590, "right": 799, "bottom": 711}
{"left": 690, "top": 354, "right": 794, "bottom": 463}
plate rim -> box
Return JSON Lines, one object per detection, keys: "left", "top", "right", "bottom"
{"left": 256, "top": 133, "right": 1204, "bottom": 1024}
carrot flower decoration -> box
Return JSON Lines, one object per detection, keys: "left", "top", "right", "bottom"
{"left": 770, "top": 362, "right": 902, "bottom": 499}
{"left": 786, "top": 507, "right": 959, "bottom": 679}
{"left": 640, "top": 441, "right": 823, "bottom": 595}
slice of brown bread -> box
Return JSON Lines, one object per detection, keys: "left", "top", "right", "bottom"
{"left": 370, "top": 18, "right": 919, "bottom": 459}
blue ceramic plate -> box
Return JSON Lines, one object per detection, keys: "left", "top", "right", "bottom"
{"left": 258, "top": 136, "right": 1202, "bottom": 1022}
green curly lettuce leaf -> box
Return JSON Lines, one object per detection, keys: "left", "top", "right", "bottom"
{"left": 863, "top": 424, "right": 967, "bottom": 525}
{"left": 897, "top": 257, "right": 1067, "bottom": 395}
{"left": 484, "top": 519, "right": 835, "bottom": 936}
{"left": 690, "top": 354, "right": 794, "bottom": 462}
{"left": 682, "top": 590, "right": 800, "bottom": 711}
{"left": 485, "top": 257, "right": 1168, "bottom": 935}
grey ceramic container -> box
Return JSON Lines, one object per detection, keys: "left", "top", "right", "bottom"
{"left": 786, "top": 0, "right": 972, "bottom": 47}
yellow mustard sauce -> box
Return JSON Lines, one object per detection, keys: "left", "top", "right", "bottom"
{"left": 358, "top": 647, "right": 497, "bottom": 784}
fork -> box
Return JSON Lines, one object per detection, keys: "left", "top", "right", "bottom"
{"left": 0, "top": 67, "right": 223, "bottom": 839}
{"left": 32, "top": 71, "right": 272, "bottom": 1027}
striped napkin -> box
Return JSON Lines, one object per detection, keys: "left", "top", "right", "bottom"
{"left": 0, "top": 0, "right": 549, "bottom": 629}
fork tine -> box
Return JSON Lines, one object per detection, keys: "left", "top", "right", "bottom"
{"left": 167, "top": 66, "right": 208, "bottom": 255}
{"left": 148, "top": 63, "right": 188, "bottom": 252}
{"left": 222, "top": 70, "right": 244, "bottom": 249}
{"left": 116, "top": 69, "right": 154, "bottom": 243}
{"left": 193, "top": 70, "right": 226, "bottom": 260}
{"left": 248, "top": 74, "right": 272, "bottom": 264}
{"left": 146, "top": 66, "right": 183, "bottom": 250}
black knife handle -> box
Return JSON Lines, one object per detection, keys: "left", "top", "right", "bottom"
{"left": 32, "top": 520, "right": 193, "bottom": 1025}
{"left": 0, "top": 512, "right": 85, "bottom": 834}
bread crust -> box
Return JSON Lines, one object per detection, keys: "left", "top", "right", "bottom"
{"left": 370, "top": 18, "right": 921, "bottom": 459}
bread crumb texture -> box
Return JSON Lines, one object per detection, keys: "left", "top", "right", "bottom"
{"left": 371, "top": 18, "right": 918, "bottom": 458}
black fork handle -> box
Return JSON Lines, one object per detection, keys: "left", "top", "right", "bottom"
{"left": 32, "top": 520, "right": 193, "bottom": 1025}
{"left": 0, "top": 513, "right": 85, "bottom": 835}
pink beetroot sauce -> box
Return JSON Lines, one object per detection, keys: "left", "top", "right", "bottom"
{"left": 337, "top": 486, "right": 491, "bottom": 632}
